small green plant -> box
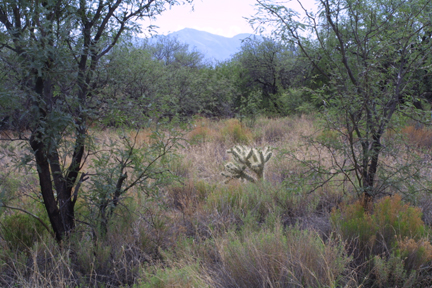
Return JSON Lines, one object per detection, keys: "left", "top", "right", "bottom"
{"left": 331, "top": 195, "right": 425, "bottom": 257}
{"left": 138, "top": 264, "right": 208, "bottom": 288}
{"left": 238, "top": 91, "right": 261, "bottom": 128}
{"left": 221, "top": 145, "right": 273, "bottom": 184}
{"left": 220, "top": 119, "right": 253, "bottom": 144}
{"left": 372, "top": 254, "right": 414, "bottom": 288}
{"left": 1, "top": 212, "right": 48, "bottom": 250}
{"left": 87, "top": 127, "right": 182, "bottom": 235}
{"left": 216, "top": 225, "right": 349, "bottom": 288}
{"left": 396, "top": 237, "right": 432, "bottom": 272}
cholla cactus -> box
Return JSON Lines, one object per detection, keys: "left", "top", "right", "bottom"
{"left": 221, "top": 145, "right": 272, "bottom": 184}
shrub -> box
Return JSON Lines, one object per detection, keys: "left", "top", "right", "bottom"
{"left": 331, "top": 200, "right": 376, "bottom": 254}
{"left": 401, "top": 125, "right": 432, "bottom": 149}
{"left": 138, "top": 264, "right": 208, "bottom": 288}
{"left": 372, "top": 254, "right": 415, "bottom": 288}
{"left": 0, "top": 212, "right": 48, "bottom": 251}
{"left": 214, "top": 225, "right": 349, "bottom": 287}
{"left": 168, "top": 156, "right": 193, "bottom": 179}
{"left": 331, "top": 195, "right": 430, "bottom": 286}
{"left": 316, "top": 129, "right": 342, "bottom": 149}
{"left": 396, "top": 237, "right": 432, "bottom": 272}
{"left": 205, "top": 182, "right": 279, "bottom": 227}
{"left": 167, "top": 180, "right": 210, "bottom": 215}
{"left": 188, "top": 125, "right": 213, "bottom": 144}
{"left": 371, "top": 236, "right": 432, "bottom": 288}
{"left": 331, "top": 195, "right": 426, "bottom": 257}
{"left": 75, "top": 238, "right": 113, "bottom": 274}
{"left": 276, "top": 88, "right": 311, "bottom": 116}
{"left": 220, "top": 119, "right": 252, "bottom": 144}
{"left": 187, "top": 118, "right": 219, "bottom": 145}
{"left": 263, "top": 121, "right": 287, "bottom": 143}
{"left": 373, "top": 194, "right": 425, "bottom": 243}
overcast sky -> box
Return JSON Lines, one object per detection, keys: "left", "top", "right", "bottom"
{"left": 141, "top": 0, "right": 318, "bottom": 38}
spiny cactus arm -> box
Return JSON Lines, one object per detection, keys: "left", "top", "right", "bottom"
{"left": 221, "top": 162, "right": 256, "bottom": 183}
{"left": 222, "top": 146, "right": 272, "bottom": 183}
{"left": 262, "top": 146, "right": 273, "bottom": 163}
{"left": 227, "top": 145, "right": 253, "bottom": 166}
{"left": 248, "top": 147, "right": 273, "bottom": 180}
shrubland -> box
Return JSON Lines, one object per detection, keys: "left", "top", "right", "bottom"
{"left": 2, "top": 0, "right": 432, "bottom": 287}
{"left": 1, "top": 115, "right": 432, "bottom": 287}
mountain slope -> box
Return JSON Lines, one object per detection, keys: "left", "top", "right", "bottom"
{"left": 166, "top": 28, "right": 255, "bottom": 62}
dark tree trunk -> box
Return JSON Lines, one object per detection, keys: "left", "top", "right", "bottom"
{"left": 361, "top": 133, "right": 382, "bottom": 210}
{"left": 30, "top": 76, "right": 81, "bottom": 242}
{"left": 30, "top": 134, "right": 66, "bottom": 242}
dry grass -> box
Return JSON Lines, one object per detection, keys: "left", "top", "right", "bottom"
{"left": 2, "top": 115, "right": 432, "bottom": 287}
{"left": 401, "top": 125, "right": 432, "bottom": 149}
{"left": 209, "top": 225, "right": 350, "bottom": 288}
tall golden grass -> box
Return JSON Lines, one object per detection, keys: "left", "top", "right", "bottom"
{"left": 1, "top": 115, "right": 432, "bottom": 287}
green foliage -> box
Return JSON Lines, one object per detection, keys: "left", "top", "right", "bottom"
{"left": 238, "top": 90, "right": 261, "bottom": 128}
{"left": 331, "top": 201, "right": 377, "bottom": 253}
{"left": 331, "top": 195, "right": 432, "bottom": 285}
{"left": 75, "top": 238, "right": 113, "bottom": 273}
{"left": 206, "top": 182, "right": 280, "bottom": 226}
{"left": 138, "top": 264, "right": 208, "bottom": 288}
{"left": 232, "top": 37, "right": 300, "bottom": 114}
{"left": 276, "top": 88, "right": 314, "bottom": 115}
{"left": 217, "top": 225, "right": 349, "bottom": 288}
{"left": 331, "top": 195, "right": 427, "bottom": 257}
{"left": 1, "top": 212, "right": 48, "bottom": 250}
{"left": 252, "top": 0, "right": 432, "bottom": 201}
{"left": 372, "top": 254, "right": 416, "bottom": 288}
{"left": 103, "top": 39, "right": 236, "bottom": 122}
{"left": 87, "top": 126, "right": 182, "bottom": 233}
{"left": 221, "top": 145, "right": 273, "bottom": 183}
{"left": 0, "top": 173, "right": 21, "bottom": 197}
{"left": 219, "top": 119, "right": 253, "bottom": 144}
{"left": 316, "top": 129, "right": 343, "bottom": 149}
{"left": 373, "top": 195, "right": 425, "bottom": 241}
{"left": 395, "top": 237, "right": 432, "bottom": 272}
{"left": 0, "top": 0, "right": 195, "bottom": 242}
{"left": 0, "top": 172, "right": 20, "bottom": 216}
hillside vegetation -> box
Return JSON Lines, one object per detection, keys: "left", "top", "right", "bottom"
{"left": 1, "top": 116, "right": 432, "bottom": 287}
{"left": 2, "top": 0, "right": 432, "bottom": 287}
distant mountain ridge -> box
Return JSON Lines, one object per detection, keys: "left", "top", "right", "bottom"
{"left": 166, "top": 28, "right": 254, "bottom": 62}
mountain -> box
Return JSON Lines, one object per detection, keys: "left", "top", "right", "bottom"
{"left": 165, "top": 28, "right": 256, "bottom": 62}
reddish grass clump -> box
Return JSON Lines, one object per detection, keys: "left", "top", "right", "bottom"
{"left": 396, "top": 236, "right": 432, "bottom": 271}
{"left": 219, "top": 118, "right": 253, "bottom": 144}
{"left": 187, "top": 117, "right": 219, "bottom": 144}
{"left": 331, "top": 194, "right": 427, "bottom": 260}
{"left": 401, "top": 125, "right": 432, "bottom": 149}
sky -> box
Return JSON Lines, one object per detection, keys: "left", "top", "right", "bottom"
{"left": 141, "top": 0, "right": 318, "bottom": 38}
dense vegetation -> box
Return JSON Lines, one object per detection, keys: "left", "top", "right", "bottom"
{"left": 1, "top": 0, "right": 432, "bottom": 287}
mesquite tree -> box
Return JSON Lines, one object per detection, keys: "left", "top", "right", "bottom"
{"left": 252, "top": 0, "right": 432, "bottom": 206}
{"left": 0, "top": 0, "right": 192, "bottom": 242}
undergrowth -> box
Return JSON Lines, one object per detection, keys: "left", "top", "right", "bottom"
{"left": 1, "top": 116, "right": 432, "bottom": 287}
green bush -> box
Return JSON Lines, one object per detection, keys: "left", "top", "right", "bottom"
{"left": 331, "top": 195, "right": 426, "bottom": 256}
{"left": 331, "top": 195, "right": 430, "bottom": 285}
{"left": 1, "top": 212, "right": 47, "bottom": 250}
{"left": 372, "top": 254, "right": 416, "bottom": 288}
{"left": 206, "top": 182, "right": 279, "bottom": 227}
{"left": 137, "top": 264, "right": 208, "bottom": 288}
{"left": 331, "top": 200, "right": 377, "bottom": 254}
{"left": 215, "top": 225, "right": 349, "bottom": 288}
{"left": 276, "top": 88, "right": 315, "bottom": 116}
{"left": 220, "top": 119, "right": 252, "bottom": 144}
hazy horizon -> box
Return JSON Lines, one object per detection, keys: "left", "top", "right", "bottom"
{"left": 139, "top": 0, "right": 318, "bottom": 38}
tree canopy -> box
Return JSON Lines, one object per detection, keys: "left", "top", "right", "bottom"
{"left": 0, "top": 0, "right": 193, "bottom": 241}
{"left": 252, "top": 0, "right": 432, "bottom": 205}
